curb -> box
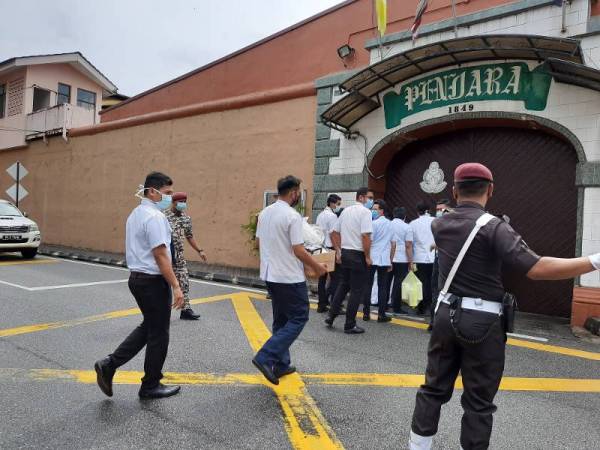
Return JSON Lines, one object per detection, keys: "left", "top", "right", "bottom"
{"left": 38, "top": 249, "right": 268, "bottom": 290}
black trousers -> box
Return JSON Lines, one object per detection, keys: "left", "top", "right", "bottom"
{"left": 391, "top": 262, "right": 409, "bottom": 313}
{"left": 109, "top": 272, "right": 172, "bottom": 389}
{"left": 363, "top": 265, "right": 390, "bottom": 317}
{"left": 317, "top": 260, "right": 340, "bottom": 308}
{"left": 411, "top": 303, "right": 506, "bottom": 450}
{"left": 329, "top": 249, "right": 368, "bottom": 330}
{"left": 415, "top": 263, "right": 433, "bottom": 313}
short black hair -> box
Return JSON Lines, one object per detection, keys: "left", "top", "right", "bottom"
{"left": 277, "top": 175, "right": 302, "bottom": 195}
{"left": 327, "top": 194, "right": 342, "bottom": 207}
{"left": 393, "top": 207, "right": 406, "bottom": 219}
{"left": 374, "top": 199, "right": 387, "bottom": 213}
{"left": 356, "top": 187, "right": 372, "bottom": 199}
{"left": 416, "top": 202, "right": 430, "bottom": 215}
{"left": 455, "top": 180, "right": 490, "bottom": 197}
{"left": 144, "top": 172, "right": 173, "bottom": 195}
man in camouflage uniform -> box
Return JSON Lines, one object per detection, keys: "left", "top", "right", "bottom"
{"left": 166, "top": 192, "right": 207, "bottom": 320}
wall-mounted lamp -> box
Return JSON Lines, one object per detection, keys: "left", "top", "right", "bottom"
{"left": 337, "top": 44, "right": 355, "bottom": 60}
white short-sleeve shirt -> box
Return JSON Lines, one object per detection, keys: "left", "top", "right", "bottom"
{"left": 315, "top": 207, "right": 337, "bottom": 248}
{"left": 391, "top": 218, "right": 414, "bottom": 263}
{"left": 126, "top": 199, "right": 172, "bottom": 275}
{"left": 410, "top": 214, "right": 436, "bottom": 264}
{"left": 256, "top": 200, "right": 305, "bottom": 283}
{"left": 333, "top": 202, "right": 373, "bottom": 252}
{"left": 370, "top": 216, "right": 394, "bottom": 267}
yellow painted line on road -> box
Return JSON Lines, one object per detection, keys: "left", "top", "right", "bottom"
{"left": 231, "top": 293, "right": 344, "bottom": 450}
{"left": 2, "top": 368, "right": 599, "bottom": 393}
{"left": 0, "top": 259, "right": 56, "bottom": 267}
{"left": 0, "top": 294, "right": 233, "bottom": 338}
{"left": 506, "top": 338, "right": 600, "bottom": 361}
{"left": 302, "top": 373, "right": 600, "bottom": 393}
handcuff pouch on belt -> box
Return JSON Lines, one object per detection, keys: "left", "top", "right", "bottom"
{"left": 502, "top": 292, "right": 517, "bottom": 334}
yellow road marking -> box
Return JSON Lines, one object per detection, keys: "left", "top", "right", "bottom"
{"left": 0, "top": 259, "right": 55, "bottom": 267}
{"left": 231, "top": 293, "right": 344, "bottom": 450}
{"left": 506, "top": 338, "right": 600, "bottom": 361}
{"left": 0, "top": 294, "right": 232, "bottom": 338}
{"left": 302, "top": 373, "right": 600, "bottom": 392}
{"left": 1, "top": 368, "right": 599, "bottom": 393}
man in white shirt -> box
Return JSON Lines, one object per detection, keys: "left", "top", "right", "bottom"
{"left": 252, "top": 176, "right": 327, "bottom": 385}
{"left": 410, "top": 202, "right": 436, "bottom": 315}
{"left": 390, "top": 207, "right": 414, "bottom": 315}
{"left": 315, "top": 194, "right": 341, "bottom": 313}
{"left": 326, "top": 187, "right": 374, "bottom": 334}
{"left": 95, "top": 172, "right": 185, "bottom": 400}
{"left": 363, "top": 199, "right": 395, "bottom": 322}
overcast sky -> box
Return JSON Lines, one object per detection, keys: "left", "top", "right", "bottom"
{"left": 1, "top": 0, "right": 344, "bottom": 96}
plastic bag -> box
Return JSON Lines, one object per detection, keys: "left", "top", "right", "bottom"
{"left": 401, "top": 270, "right": 423, "bottom": 307}
{"left": 302, "top": 218, "right": 325, "bottom": 252}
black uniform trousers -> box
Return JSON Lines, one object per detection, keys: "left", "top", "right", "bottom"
{"left": 414, "top": 263, "right": 434, "bottom": 313}
{"left": 363, "top": 265, "right": 390, "bottom": 317}
{"left": 391, "top": 262, "right": 410, "bottom": 313}
{"left": 411, "top": 303, "right": 505, "bottom": 450}
{"left": 329, "top": 249, "right": 368, "bottom": 330}
{"left": 109, "top": 272, "right": 172, "bottom": 389}
{"left": 317, "top": 255, "right": 340, "bottom": 308}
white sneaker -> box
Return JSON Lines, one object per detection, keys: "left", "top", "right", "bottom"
{"left": 409, "top": 430, "right": 433, "bottom": 450}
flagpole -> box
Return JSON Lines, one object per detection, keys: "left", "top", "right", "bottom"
{"left": 451, "top": 0, "right": 458, "bottom": 38}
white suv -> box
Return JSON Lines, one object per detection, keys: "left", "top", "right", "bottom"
{"left": 0, "top": 199, "right": 41, "bottom": 259}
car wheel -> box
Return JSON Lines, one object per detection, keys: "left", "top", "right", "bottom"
{"left": 21, "top": 249, "right": 38, "bottom": 259}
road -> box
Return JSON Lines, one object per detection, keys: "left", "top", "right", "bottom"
{"left": 0, "top": 254, "right": 598, "bottom": 449}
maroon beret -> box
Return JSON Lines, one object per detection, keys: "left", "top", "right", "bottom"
{"left": 454, "top": 163, "right": 494, "bottom": 182}
{"left": 172, "top": 192, "right": 187, "bottom": 202}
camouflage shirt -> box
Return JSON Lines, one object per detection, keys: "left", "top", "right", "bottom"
{"left": 165, "top": 210, "right": 193, "bottom": 267}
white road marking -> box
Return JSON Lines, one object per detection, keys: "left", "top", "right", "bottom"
{"left": 0, "top": 278, "right": 128, "bottom": 291}
{"left": 507, "top": 332, "right": 549, "bottom": 343}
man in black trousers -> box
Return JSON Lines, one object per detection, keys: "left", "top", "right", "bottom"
{"left": 325, "top": 187, "right": 374, "bottom": 334}
{"left": 94, "top": 172, "right": 185, "bottom": 399}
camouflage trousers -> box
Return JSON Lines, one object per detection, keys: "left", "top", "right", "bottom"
{"left": 174, "top": 262, "right": 191, "bottom": 309}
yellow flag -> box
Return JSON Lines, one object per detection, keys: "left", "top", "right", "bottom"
{"left": 376, "top": 0, "right": 387, "bottom": 37}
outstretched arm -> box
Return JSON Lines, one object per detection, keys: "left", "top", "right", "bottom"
{"left": 527, "top": 256, "right": 596, "bottom": 281}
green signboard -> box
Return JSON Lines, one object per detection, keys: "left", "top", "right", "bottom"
{"left": 383, "top": 62, "right": 552, "bottom": 129}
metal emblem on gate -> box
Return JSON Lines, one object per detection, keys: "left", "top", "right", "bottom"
{"left": 420, "top": 162, "right": 447, "bottom": 194}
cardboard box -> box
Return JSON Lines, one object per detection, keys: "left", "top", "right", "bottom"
{"left": 305, "top": 251, "right": 336, "bottom": 278}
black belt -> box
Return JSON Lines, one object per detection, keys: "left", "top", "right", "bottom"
{"left": 130, "top": 271, "right": 164, "bottom": 280}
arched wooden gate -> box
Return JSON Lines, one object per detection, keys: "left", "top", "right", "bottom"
{"left": 385, "top": 127, "right": 578, "bottom": 317}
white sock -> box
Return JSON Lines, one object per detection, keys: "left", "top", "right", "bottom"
{"left": 409, "top": 430, "right": 433, "bottom": 450}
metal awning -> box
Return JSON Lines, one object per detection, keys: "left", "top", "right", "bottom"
{"left": 322, "top": 34, "right": 585, "bottom": 131}
{"left": 542, "top": 57, "right": 600, "bottom": 92}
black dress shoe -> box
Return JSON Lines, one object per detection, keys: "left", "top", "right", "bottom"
{"left": 324, "top": 315, "right": 335, "bottom": 327}
{"left": 139, "top": 384, "right": 181, "bottom": 399}
{"left": 274, "top": 365, "right": 297, "bottom": 378}
{"left": 344, "top": 326, "right": 365, "bottom": 334}
{"left": 94, "top": 357, "right": 115, "bottom": 397}
{"left": 377, "top": 315, "right": 392, "bottom": 323}
{"left": 180, "top": 308, "right": 200, "bottom": 320}
{"left": 252, "top": 358, "right": 279, "bottom": 385}
{"left": 363, "top": 313, "right": 371, "bottom": 321}
{"left": 316, "top": 305, "right": 330, "bottom": 313}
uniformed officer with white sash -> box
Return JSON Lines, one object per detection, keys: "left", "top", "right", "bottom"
{"left": 409, "top": 163, "right": 600, "bottom": 450}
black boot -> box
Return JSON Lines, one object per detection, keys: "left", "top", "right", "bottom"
{"left": 94, "top": 357, "right": 115, "bottom": 397}
{"left": 180, "top": 308, "right": 200, "bottom": 320}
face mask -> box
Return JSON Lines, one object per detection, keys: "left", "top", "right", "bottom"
{"left": 176, "top": 202, "right": 187, "bottom": 211}
{"left": 436, "top": 211, "right": 444, "bottom": 218}
{"left": 372, "top": 210, "right": 380, "bottom": 220}
{"left": 149, "top": 188, "right": 172, "bottom": 210}
{"left": 365, "top": 199, "right": 374, "bottom": 210}
{"left": 333, "top": 206, "right": 342, "bottom": 214}
{"left": 290, "top": 192, "right": 300, "bottom": 208}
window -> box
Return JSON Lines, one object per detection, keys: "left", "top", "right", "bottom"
{"left": 0, "top": 202, "right": 22, "bottom": 216}
{"left": 0, "top": 84, "right": 5, "bottom": 118}
{"left": 32, "top": 87, "right": 51, "bottom": 112}
{"left": 57, "top": 83, "right": 71, "bottom": 105}
{"left": 77, "top": 88, "right": 96, "bottom": 110}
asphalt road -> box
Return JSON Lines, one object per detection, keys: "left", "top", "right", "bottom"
{"left": 0, "top": 254, "right": 598, "bottom": 449}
